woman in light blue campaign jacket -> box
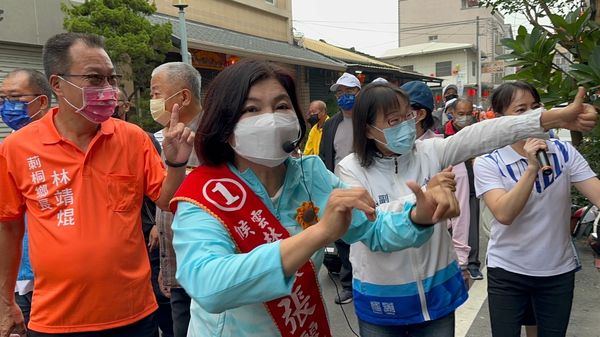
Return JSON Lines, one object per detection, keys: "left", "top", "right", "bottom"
{"left": 337, "top": 81, "right": 596, "bottom": 337}
{"left": 169, "top": 60, "right": 462, "bottom": 337}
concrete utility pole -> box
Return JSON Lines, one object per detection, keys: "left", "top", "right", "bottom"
{"left": 173, "top": 0, "right": 191, "bottom": 65}
{"left": 476, "top": 16, "right": 482, "bottom": 106}
{"left": 397, "top": 0, "right": 401, "bottom": 47}
{"left": 491, "top": 22, "right": 496, "bottom": 84}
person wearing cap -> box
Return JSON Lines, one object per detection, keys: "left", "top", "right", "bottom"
{"left": 442, "top": 98, "right": 484, "bottom": 281}
{"left": 432, "top": 84, "right": 459, "bottom": 132}
{"left": 444, "top": 98, "right": 475, "bottom": 137}
{"left": 402, "top": 81, "right": 472, "bottom": 285}
{"left": 319, "top": 72, "right": 361, "bottom": 305}
{"left": 336, "top": 79, "right": 597, "bottom": 337}
{"left": 371, "top": 77, "right": 388, "bottom": 84}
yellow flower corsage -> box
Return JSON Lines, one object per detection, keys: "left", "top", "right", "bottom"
{"left": 296, "top": 201, "right": 320, "bottom": 230}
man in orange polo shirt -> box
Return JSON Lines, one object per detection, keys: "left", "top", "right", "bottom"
{"left": 0, "top": 33, "right": 194, "bottom": 337}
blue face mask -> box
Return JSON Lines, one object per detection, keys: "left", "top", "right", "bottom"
{"left": 0, "top": 98, "right": 41, "bottom": 130}
{"left": 372, "top": 118, "right": 417, "bottom": 155}
{"left": 337, "top": 94, "right": 356, "bottom": 111}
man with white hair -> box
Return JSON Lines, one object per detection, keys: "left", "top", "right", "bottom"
{"left": 150, "top": 62, "right": 202, "bottom": 337}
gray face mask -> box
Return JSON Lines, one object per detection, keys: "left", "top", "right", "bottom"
{"left": 454, "top": 115, "right": 473, "bottom": 128}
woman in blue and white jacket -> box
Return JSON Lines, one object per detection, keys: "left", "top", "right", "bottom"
{"left": 336, "top": 81, "right": 597, "bottom": 337}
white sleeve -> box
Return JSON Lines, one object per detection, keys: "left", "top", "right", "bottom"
{"left": 433, "top": 108, "right": 548, "bottom": 167}
{"left": 564, "top": 141, "right": 596, "bottom": 183}
{"left": 474, "top": 155, "right": 507, "bottom": 198}
{"left": 335, "top": 158, "right": 364, "bottom": 188}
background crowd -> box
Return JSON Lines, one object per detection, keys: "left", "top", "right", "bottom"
{"left": 0, "top": 31, "right": 598, "bottom": 337}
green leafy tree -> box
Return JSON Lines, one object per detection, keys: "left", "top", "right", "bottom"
{"left": 480, "top": 0, "right": 600, "bottom": 204}
{"left": 62, "top": 0, "right": 173, "bottom": 131}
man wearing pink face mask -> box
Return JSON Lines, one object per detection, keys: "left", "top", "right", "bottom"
{"left": 0, "top": 33, "right": 195, "bottom": 337}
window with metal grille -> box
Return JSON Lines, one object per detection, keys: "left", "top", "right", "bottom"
{"left": 436, "top": 61, "right": 452, "bottom": 77}
{"left": 461, "top": 0, "right": 479, "bottom": 8}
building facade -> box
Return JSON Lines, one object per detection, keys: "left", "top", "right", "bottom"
{"left": 0, "top": 0, "right": 345, "bottom": 140}
{"left": 396, "top": 0, "right": 511, "bottom": 87}
{"left": 154, "top": 0, "right": 293, "bottom": 43}
{"left": 381, "top": 42, "right": 481, "bottom": 106}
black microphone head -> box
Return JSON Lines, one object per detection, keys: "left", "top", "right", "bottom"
{"left": 283, "top": 130, "right": 302, "bottom": 153}
{"left": 282, "top": 140, "right": 297, "bottom": 153}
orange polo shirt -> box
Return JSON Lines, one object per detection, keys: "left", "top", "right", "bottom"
{"left": 0, "top": 108, "right": 163, "bottom": 333}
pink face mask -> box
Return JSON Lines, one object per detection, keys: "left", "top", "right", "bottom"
{"left": 61, "top": 77, "right": 118, "bottom": 123}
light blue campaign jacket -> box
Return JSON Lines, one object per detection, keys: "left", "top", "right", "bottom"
{"left": 172, "top": 156, "right": 433, "bottom": 337}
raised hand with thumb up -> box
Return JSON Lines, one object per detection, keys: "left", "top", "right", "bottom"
{"left": 540, "top": 87, "right": 597, "bottom": 133}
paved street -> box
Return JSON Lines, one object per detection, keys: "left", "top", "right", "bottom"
{"left": 321, "top": 237, "right": 600, "bottom": 337}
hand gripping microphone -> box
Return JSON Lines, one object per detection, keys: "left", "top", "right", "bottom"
{"left": 536, "top": 149, "right": 553, "bottom": 176}
{"left": 282, "top": 132, "right": 302, "bottom": 153}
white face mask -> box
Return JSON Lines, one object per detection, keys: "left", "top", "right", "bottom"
{"left": 150, "top": 90, "right": 182, "bottom": 126}
{"left": 454, "top": 115, "right": 472, "bottom": 128}
{"left": 231, "top": 112, "right": 300, "bottom": 167}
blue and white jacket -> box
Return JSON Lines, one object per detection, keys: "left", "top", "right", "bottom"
{"left": 336, "top": 108, "right": 550, "bottom": 325}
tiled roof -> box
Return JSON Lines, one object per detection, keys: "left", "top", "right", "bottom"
{"left": 301, "top": 38, "right": 441, "bottom": 82}
{"left": 301, "top": 38, "right": 398, "bottom": 69}
{"left": 150, "top": 15, "right": 345, "bottom": 71}
{"left": 381, "top": 42, "right": 476, "bottom": 59}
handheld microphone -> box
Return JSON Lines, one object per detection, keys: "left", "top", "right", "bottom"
{"left": 282, "top": 133, "right": 302, "bottom": 153}
{"left": 536, "top": 149, "right": 553, "bottom": 176}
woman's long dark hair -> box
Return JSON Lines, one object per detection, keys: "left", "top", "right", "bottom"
{"left": 195, "top": 59, "right": 306, "bottom": 166}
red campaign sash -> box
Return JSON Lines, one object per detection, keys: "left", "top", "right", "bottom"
{"left": 170, "top": 164, "right": 332, "bottom": 337}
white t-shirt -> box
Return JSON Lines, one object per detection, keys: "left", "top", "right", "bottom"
{"left": 333, "top": 116, "right": 353, "bottom": 168}
{"left": 474, "top": 139, "right": 595, "bottom": 276}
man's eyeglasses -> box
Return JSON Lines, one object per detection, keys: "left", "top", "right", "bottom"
{"left": 0, "top": 94, "right": 41, "bottom": 106}
{"left": 335, "top": 88, "right": 358, "bottom": 98}
{"left": 60, "top": 74, "right": 122, "bottom": 86}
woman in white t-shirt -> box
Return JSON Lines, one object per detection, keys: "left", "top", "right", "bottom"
{"left": 474, "top": 81, "right": 600, "bottom": 337}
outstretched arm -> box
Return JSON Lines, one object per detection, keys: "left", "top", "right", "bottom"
{"left": 437, "top": 87, "right": 597, "bottom": 167}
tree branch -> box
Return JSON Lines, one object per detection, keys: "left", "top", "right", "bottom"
{"left": 555, "top": 48, "right": 575, "bottom": 65}
{"left": 549, "top": 62, "right": 577, "bottom": 81}
{"left": 538, "top": 0, "right": 555, "bottom": 19}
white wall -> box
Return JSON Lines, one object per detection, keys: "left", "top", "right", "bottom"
{"left": 385, "top": 48, "right": 477, "bottom": 87}
{"left": 398, "top": 0, "right": 508, "bottom": 67}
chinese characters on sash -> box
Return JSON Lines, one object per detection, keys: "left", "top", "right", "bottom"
{"left": 171, "top": 165, "right": 332, "bottom": 337}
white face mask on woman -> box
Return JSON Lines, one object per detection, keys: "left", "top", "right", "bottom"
{"left": 231, "top": 112, "right": 300, "bottom": 167}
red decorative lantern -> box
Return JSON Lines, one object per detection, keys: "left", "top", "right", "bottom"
{"left": 357, "top": 73, "right": 366, "bottom": 84}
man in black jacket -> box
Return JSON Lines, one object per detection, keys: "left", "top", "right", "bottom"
{"left": 319, "top": 72, "right": 361, "bottom": 304}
